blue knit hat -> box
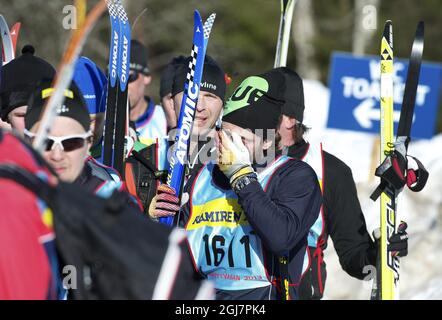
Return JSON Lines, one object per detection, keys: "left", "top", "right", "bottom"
{"left": 73, "top": 57, "right": 107, "bottom": 115}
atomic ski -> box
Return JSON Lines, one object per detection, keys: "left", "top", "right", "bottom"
{"left": 102, "top": 0, "right": 131, "bottom": 176}
{"left": 160, "top": 11, "right": 216, "bottom": 226}
{"left": 371, "top": 21, "right": 427, "bottom": 300}
{"left": 274, "top": 0, "right": 296, "bottom": 68}
{"left": 0, "top": 15, "right": 14, "bottom": 64}
{"left": 33, "top": 0, "right": 107, "bottom": 152}
{"left": 113, "top": 0, "right": 131, "bottom": 176}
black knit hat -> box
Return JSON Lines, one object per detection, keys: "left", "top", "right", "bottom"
{"left": 223, "top": 67, "right": 305, "bottom": 132}
{"left": 171, "top": 55, "right": 226, "bottom": 102}
{"left": 130, "top": 40, "right": 150, "bottom": 75}
{"left": 0, "top": 45, "right": 56, "bottom": 121}
{"left": 25, "top": 79, "right": 90, "bottom": 132}
{"left": 159, "top": 55, "right": 187, "bottom": 99}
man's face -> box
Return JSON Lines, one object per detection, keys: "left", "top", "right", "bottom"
{"left": 7, "top": 105, "right": 28, "bottom": 136}
{"left": 173, "top": 90, "right": 223, "bottom": 135}
{"left": 128, "top": 71, "right": 151, "bottom": 109}
{"left": 29, "top": 116, "right": 91, "bottom": 182}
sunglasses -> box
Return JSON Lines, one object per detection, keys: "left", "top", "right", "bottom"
{"left": 24, "top": 130, "right": 92, "bottom": 152}
{"left": 128, "top": 71, "right": 140, "bottom": 83}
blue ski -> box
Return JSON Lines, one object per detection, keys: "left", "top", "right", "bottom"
{"left": 160, "top": 10, "right": 216, "bottom": 226}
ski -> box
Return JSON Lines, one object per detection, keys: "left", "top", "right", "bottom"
{"left": 102, "top": 0, "right": 131, "bottom": 176}
{"left": 113, "top": 0, "right": 131, "bottom": 176}
{"left": 0, "top": 15, "right": 14, "bottom": 64}
{"left": 160, "top": 11, "right": 216, "bottom": 226}
{"left": 372, "top": 21, "right": 425, "bottom": 300}
{"left": 9, "top": 22, "right": 21, "bottom": 56}
{"left": 274, "top": 0, "right": 296, "bottom": 68}
{"left": 102, "top": 0, "right": 121, "bottom": 167}
{"left": 397, "top": 21, "right": 424, "bottom": 143}
{"left": 33, "top": 0, "right": 107, "bottom": 152}
{"left": 377, "top": 20, "right": 397, "bottom": 300}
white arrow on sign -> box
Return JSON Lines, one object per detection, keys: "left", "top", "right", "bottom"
{"left": 353, "top": 98, "right": 401, "bottom": 129}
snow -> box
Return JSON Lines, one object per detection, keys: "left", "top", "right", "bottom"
{"left": 302, "top": 79, "right": 442, "bottom": 300}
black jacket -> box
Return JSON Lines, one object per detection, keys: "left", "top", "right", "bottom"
{"left": 289, "top": 140, "right": 377, "bottom": 282}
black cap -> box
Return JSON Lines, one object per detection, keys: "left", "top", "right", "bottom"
{"left": 171, "top": 55, "right": 226, "bottom": 102}
{"left": 223, "top": 67, "right": 305, "bottom": 132}
{"left": 25, "top": 79, "right": 90, "bottom": 132}
{"left": 130, "top": 39, "right": 150, "bottom": 75}
{"left": 159, "top": 55, "right": 187, "bottom": 99}
{"left": 0, "top": 45, "right": 56, "bottom": 121}
{"left": 275, "top": 67, "right": 305, "bottom": 122}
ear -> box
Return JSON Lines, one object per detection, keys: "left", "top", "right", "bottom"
{"left": 143, "top": 75, "right": 152, "bottom": 86}
{"left": 281, "top": 115, "right": 296, "bottom": 129}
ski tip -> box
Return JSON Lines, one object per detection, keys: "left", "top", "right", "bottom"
{"left": 382, "top": 21, "right": 393, "bottom": 40}
{"left": 417, "top": 21, "right": 425, "bottom": 35}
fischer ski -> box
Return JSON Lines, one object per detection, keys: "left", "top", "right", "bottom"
{"left": 33, "top": 0, "right": 107, "bottom": 152}
{"left": 102, "top": 0, "right": 131, "bottom": 176}
{"left": 274, "top": 0, "right": 296, "bottom": 68}
{"left": 160, "top": 11, "right": 216, "bottom": 226}
{"left": 371, "top": 21, "right": 428, "bottom": 300}
{"left": 9, "top": 22, "right": 21, "bottom": 56}
{"left": 0, "top": 15, "right": 14, "bottom": 64}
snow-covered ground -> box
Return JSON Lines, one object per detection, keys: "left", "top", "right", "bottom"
{"left": 302, "top": 80, "right": 442, "bottom": 300}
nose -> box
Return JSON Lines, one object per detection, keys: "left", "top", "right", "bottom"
{"left": 48, "top": 143, "right": 65, "bottom": 161}
{"left": 196, "top": 95, "right": 206, "bottom": 112}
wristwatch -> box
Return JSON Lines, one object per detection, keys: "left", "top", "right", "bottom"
{"left": 232, "top": 173, "right": 258, "bottom": 193}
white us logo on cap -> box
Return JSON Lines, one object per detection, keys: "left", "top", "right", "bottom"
{"left": 56, "top": 105, "right": 70, "bottom": 114}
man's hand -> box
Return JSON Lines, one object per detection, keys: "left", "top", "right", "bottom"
{"left": 388, "top": 221, "right": 408, "bottom": 257}
{"left": 373, "top": 221, "right": 409, "bottom": 257}
{"left": 148, "top": 184, "right": 180, "bottom": 219}
{"left": 217, "top": 130, "right": 254, "bottom": 184}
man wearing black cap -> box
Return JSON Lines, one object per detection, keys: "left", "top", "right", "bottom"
{"left": 150, "top": 68, "right": 322, "bottom": 300}
{"left": 128, "top": 40, "right": 167, "bottom": 146}
{"left": 273, "top": 67, "right": 409, "bottom": 299}
{"left": 171, "top": 55, "right": 226, "bottom": 137}
{"left": 146, "top": 55, "right": 227, "bottom": 219}
{"left": 24, "top": 79, "right": 126, "bottom": 196}
{"left": 0, "top": 45, "right": 55, "bottom": 135}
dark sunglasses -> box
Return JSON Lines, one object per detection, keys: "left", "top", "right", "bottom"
{"left": 24, "top": 130, "right": 91, "bottom": 152}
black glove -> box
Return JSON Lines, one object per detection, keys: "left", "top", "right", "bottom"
{"left": 388, "top": 221, "right": 408, "bottom": 257}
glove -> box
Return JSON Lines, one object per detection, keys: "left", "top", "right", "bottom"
{"left": 373, "top": 221, "right": 408, "bottom": 258}
{"left": 388, "top": 221, "right": 408, "bottom": 257}
{"left": 217, "top": 129, "right": 254, "bottom": 185}
{"left": 148, "top": 184, "right": 180, "bottom": 219}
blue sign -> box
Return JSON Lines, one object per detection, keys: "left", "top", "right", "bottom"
{"left": 327, "top": 52, "right": 442, "bottom": 139}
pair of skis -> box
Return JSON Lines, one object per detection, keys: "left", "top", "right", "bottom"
{"left": 101, "top": 0, "right": 131, "bottom": 176}
{"left": 0, "top": 14, "right": 21, "bottom": 64}
{"left": 159, "top": 11, "right": 216, "bottom": 226}
{"left": 372, "top": 21, "right": 427, "bottom": 300}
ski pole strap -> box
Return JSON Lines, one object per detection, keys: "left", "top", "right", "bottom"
{"left": 370, "top": 150, "right": 428, "bottom": 201}
{"left": 406, "top": 155, "right": 428, "bottom": 192}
